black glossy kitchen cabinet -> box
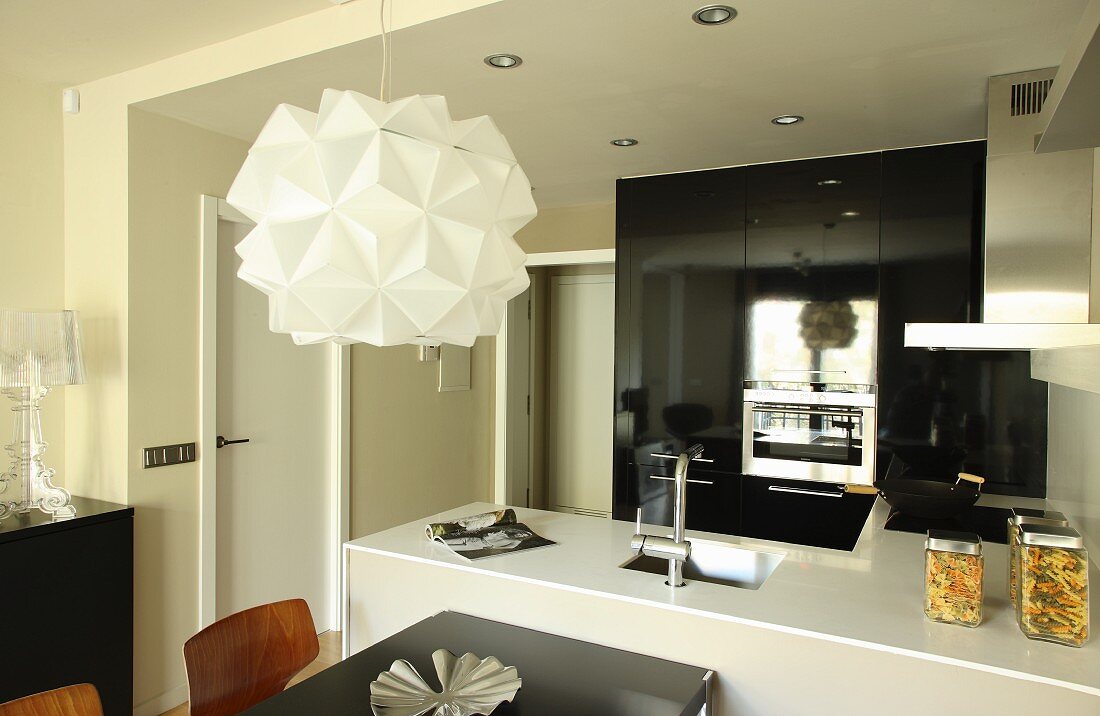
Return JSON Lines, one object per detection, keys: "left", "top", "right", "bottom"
{"left": 745, "top": 154, "right": 881, "bottom": 385}
{"left": 878, "top": 142, "right": 1047, "bottom": 496}
{"left": 740, "top": 476, "right": 875, "bottom": 551}
{"left": 0, "top": 497, "right": 133, "bottom": 714}
{"left": 628, "top": 464, "right": 740, "bottom": 534}
{"left": 614, "top": 167, "right": 747, "bottom": 479}
{"left": 613, "top": 141, "right": 1049, "bottom": 539}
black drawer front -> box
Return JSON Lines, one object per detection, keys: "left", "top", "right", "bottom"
{"left": 741, "top": 476, "right": 874, "bottom": 551}
{"left": 620, "top": 464, "right": 740, "bottom": 536}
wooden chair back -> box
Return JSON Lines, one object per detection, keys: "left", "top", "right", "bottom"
{"left": 0, "top": 684, "right": 103, "bottom": 716}
{"left": 183, "top": 598, "right": 319, "bottom": 716}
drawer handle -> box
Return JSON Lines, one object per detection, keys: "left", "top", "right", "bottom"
{"left": 649, "top": 453, "right": 715, "bottom": 463}
{"left": 767, "top": 485, "right": 844, "bottom": 498}
{"left": 648, "top": 475, "right": 715, "bottom": 486}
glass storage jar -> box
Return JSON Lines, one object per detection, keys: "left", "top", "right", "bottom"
{"left": 1017, "top": 524, "right": 1089, "bottom": 647}
{"left": 925, "top": 530, "right": 983, "bottom": 627}
{"left": 1007, "top": 508, "right": 1068, "bottom": 606}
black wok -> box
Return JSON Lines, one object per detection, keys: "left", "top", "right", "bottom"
{"left": 873, "top": 473, "right": 985, "bottom": 520}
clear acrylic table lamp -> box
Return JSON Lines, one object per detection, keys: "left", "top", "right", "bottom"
{"left": 0, "top": 310, "right": 86, "bottom": 521}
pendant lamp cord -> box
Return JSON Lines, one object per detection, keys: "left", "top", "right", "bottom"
{"left": 379, "top": 0, "right": 392, "bottom": 102}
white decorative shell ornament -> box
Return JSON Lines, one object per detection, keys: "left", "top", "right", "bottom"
{"left": 226, "top": 91, "right": 537, "bottom": 347}
{"left": 370, "top": 648, "right": 521, "bottom": 716}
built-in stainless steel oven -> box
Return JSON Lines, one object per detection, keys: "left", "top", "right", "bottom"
{"left": 742, "top": 386, "right": 876, "bottom": 486}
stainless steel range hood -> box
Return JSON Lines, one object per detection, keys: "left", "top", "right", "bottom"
{"left": 905, "top": 322, "right": 1100, "bottom": 351}
{"left": 905, "top": 69, "right": 1097, "bottom": 351}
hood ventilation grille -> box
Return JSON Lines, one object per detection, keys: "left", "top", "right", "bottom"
{"left": 1010, "top": 78, "right": 1053, "bottom": 116}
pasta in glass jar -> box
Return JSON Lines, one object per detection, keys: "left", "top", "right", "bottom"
{"left": 925, "top": 530, "right": 983, "bottom": 627}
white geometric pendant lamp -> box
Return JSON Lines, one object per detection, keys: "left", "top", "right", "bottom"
{"left": 226, "top": 90, "right": 537, "bottom": 347}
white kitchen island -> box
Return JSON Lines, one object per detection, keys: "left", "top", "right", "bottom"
{"left": 344, "top": 499, "right": 1100, "bottom": 716}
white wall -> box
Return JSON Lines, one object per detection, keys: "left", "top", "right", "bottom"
{"left": 1046, "top": 148, "right": 1100, "bottom": 561}
{"left": 1047, "top": 385, "right": 1100, "bottom": 560}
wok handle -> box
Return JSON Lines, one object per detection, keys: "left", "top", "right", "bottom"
{"left": 957, "top": 472, "right": 986, "bottom": 490}
{"left": 843, "top": 484, "right": 879, "bottom": 495}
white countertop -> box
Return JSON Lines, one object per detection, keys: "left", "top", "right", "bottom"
{"left": 346, "top": 495, "right": 1100, "bottom": 697}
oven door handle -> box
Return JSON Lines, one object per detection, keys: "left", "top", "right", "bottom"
{"left": 767, "top": 485, "right": 844, "bottom": 498}
{"left": 771, "top": 369, "right": 848, "bottom": 375}
{"left": 750, "top": 406, "right": 862, "bottom": 418}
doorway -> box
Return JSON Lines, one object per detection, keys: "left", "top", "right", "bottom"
{"left": 494, "top": 250, "right": 616, "bottom": 515}
{"left": 199, "top": 196, "right": 348, "bottom": 633}
{"left": 547, "top": 272, "right": 615, "bottom": 517}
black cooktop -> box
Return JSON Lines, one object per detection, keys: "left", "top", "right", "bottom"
{"left": 883, "top": 504, "right": 1013, "bottom": 544}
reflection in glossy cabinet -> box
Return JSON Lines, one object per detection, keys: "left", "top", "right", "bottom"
{"left": 745, "top": 154, "right": 880, "bottom": 385}
{"left": 629, "top": 464, "right": 741, "bottom": 535}
{"left": 614, "top": 168, "right": 747, "bottom": 491}
{"left": 877, "top": 142, "right": 1047, "bottom": 496}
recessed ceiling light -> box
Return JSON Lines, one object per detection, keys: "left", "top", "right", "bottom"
{"left": 771, "top": 115, "right": 804, "bottom": 125}
{"left": 841, "top": 211, "right": 860, "bottom": 217}
{"left": 611, "top": 138, "right": 638, "bottom": 147}
{"left": 817, "top": 179, "right": 842, "bottom": 186}
{"left": 484, "top": 54, "right": 522, "bottom": 69}
{"left": 692, "top": 5, "right": 737, "bottom": 25}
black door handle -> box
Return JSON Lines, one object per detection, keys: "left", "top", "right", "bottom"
{"left": 216, "top": 435, "right": 250, "bottom": 449}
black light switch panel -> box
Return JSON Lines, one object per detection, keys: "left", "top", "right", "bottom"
{"left": 143, "top": 442, "right": 196, "bottom": 469}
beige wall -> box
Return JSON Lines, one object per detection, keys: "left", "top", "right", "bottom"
{"left": 63, "top": 0, "right": 501, "bottom": 501}
{"left": 515, "top": 203, "right": 613, "bottom": 254}
{"left": 127, "top": 109, "right": 248, "bottom": 710}
{"left": 1093, "top": 147, "right": 1100, "bottom": 322}
{"left": 348, "top": 204, "right": 615, "bottom": 538}
{"left": 58, "top": 2, "right": 500, "bottom": 710}
{"left": 350, "top": 341, "right": 494, "bottom": 538}
{"left": 0, "top": 71, "right": 66, "bottom": 476}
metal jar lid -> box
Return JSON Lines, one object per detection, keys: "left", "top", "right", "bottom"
{"left": 1010, "top": 507, "right": 1068, "bottom": 527}
{"left": 926, "top": 529, "right": 982, "bottom": 555}
{"left": 1019, "top": 524, "right": 1084, "bottom": 549}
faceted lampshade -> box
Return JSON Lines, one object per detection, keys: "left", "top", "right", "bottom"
{"left": 226, "top": 90, "right": 537, "bottom": 347}
{"left": 799, "top": 300, "right": 858, "bottom": 350}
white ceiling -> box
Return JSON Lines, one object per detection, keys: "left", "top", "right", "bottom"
{"left": 0, "top": 0, "right": 336, "bottom": 84}
{"left": 139, "top": 0, "right": 1089, "bottom": 207}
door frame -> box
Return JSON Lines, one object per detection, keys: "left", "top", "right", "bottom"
{"left": 493, "top": 248, "right": 616, "bottom": 505}
{"left": 198, "top": 195, "right": 351, "bottom": 633}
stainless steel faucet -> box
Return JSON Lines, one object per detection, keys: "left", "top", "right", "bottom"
{"left": 630, "top": 443, "right": 706, "bottom": 587}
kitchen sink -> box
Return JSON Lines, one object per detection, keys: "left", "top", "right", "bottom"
{"left": 620, "top": 539, "right": 784, "bottom": 590}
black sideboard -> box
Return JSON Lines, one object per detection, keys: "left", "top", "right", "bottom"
{"left": 0, "top": 497, "right": 133, "bottom": 714}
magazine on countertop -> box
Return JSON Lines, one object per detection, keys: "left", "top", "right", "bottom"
{"left": 425, "top": 508, "right": 556, "bottom": 560}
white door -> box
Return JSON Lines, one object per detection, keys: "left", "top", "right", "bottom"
{"left": 215, "top": 217, "right": 331, "bottom": 625}
{"left": 548, "top": 274, "right": 615, "bottom": 517}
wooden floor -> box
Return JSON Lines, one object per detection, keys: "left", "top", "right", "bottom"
{"left": 161, "top": 630, "right": 341, "bottom": 715}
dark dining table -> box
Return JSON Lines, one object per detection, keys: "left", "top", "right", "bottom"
{"left": 243, "top": 611, "right": 712, "bottom": 715}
